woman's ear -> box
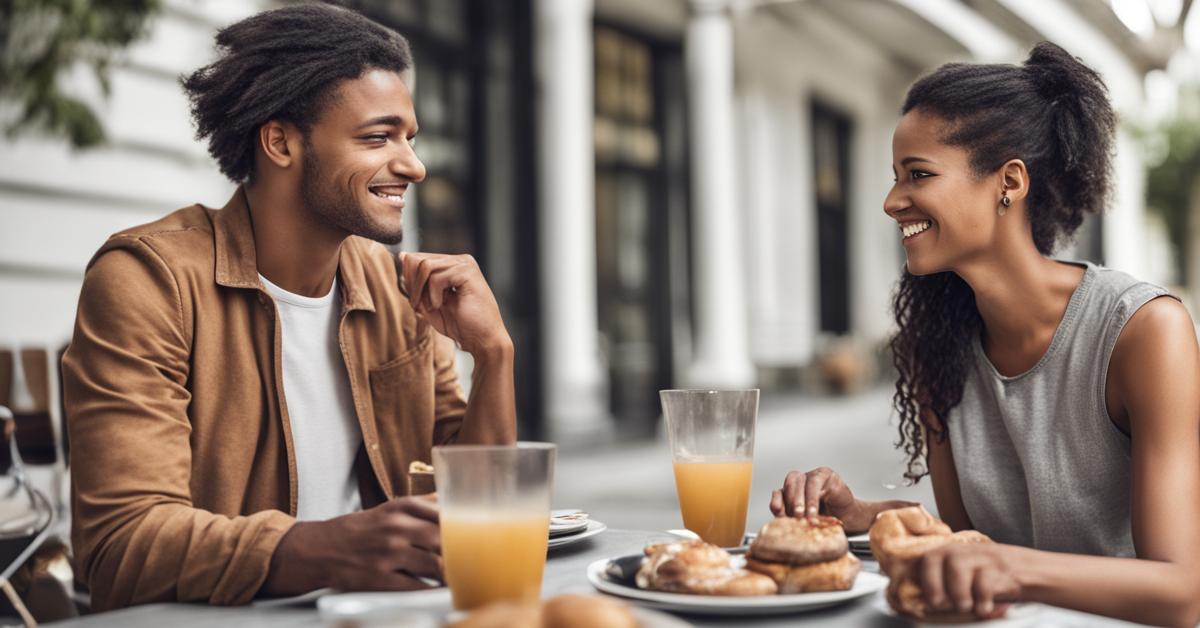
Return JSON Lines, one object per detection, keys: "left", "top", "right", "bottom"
{"left": 258, "top": 120, "right": 302, "bottom": 170}
{"left": 1000, "top": 159, "right": 1029, "bottom": 202}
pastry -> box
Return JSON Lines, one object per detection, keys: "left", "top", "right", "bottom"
{"left": 745, "top": 552, "right": 861, "bottom": 593}
{"left": 450, "top": 594, "right": 639, "bottom": 628}
{"left": 742, "top": 516, "right": 859, "bottom": 593}
{"left": 635, "top": 540, "right": 778, "bottom": 596}
{"left": 407, "top": 460, "right": 436, "bottom": 496}
{"left": 541, "top": 593, "right": 638, "bottom": 628}
{"left": 747, "top": 515, "right": 849, "bottom": 565}
{"left": 868, "top": 506, "right": 996, "bottom": 621}
{"left": 868, "top": 506, "right": 990, "bottom": 574}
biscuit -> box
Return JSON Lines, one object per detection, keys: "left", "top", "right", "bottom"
{"left": 745, "top": 552, "right": 861, "bottom": 593}
{"left": 748, "top": 515, "right": 849, "bottom": 565}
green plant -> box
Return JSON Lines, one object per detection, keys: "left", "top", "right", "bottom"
{"left": 0, "top": 0, "right": 159, "bottom": 148}
{"left": 1142, "top": 116, "right": 1200, "bottom": 283}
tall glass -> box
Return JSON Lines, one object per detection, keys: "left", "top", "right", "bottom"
{"left": 432, "top": 442, "right": 555, "bottom": 611}
{"left": 660, "top": 389, "right": 758, "bottom": 547}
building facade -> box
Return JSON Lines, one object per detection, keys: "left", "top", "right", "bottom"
{"left": 0, "top": 0, "right": 1176, "bottom": 441}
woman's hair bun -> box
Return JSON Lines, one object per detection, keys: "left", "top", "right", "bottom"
{"left": 1023, "top": 41, "right": 1106, "bottom": 104}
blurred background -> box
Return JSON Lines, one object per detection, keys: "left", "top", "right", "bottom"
{"left": 2, "top": 0, "right": 1200, "bottom": 534}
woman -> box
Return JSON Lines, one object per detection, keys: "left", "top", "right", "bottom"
{"left": 772, "top": 43, "right": 1200, "bottom": 626}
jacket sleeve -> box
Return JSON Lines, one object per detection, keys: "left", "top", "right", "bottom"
{"left": 431, "top": 332, "right": 467, "bottom": 445}
{"left": 62, "top": 237, "right": 294, "bottom": 610}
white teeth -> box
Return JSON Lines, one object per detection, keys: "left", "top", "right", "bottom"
{"left": 372, "top": 190, "right": 403, "bottom": 201}
{"left": 901, "top": 220, "right": 932, "bottom": 239}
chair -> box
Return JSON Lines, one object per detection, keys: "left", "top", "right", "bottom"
{"left": 0, "top": 405, "right": 57, "bottom": 626}
{"left": 0, "top": 349, "right": 68, "bottom": 518}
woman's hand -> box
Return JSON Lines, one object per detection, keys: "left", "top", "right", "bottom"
{"left": 769, "top": 467, "right": 874, "bottom": 533}
{"left": 893, "top": 541, "right": 1021, "bottom": 620}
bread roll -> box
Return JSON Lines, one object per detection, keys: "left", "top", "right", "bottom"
{"left": 869, "top": 506, "right": 996, "bottom": 621}
{"left": 748, "top": 515, "right": 849, "bottom": 565}
{"left": 745, "top": 552, "right": 860, "bottom": 593}
{"left": 541, "top": 594, "right": 638, "bottom": 628}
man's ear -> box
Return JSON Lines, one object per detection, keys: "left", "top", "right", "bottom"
{"left": 1000, "top": 159, "right": 1029, "bottom": 202}
{"left": 258, "top": 120, "right": 304, "bottom": 170}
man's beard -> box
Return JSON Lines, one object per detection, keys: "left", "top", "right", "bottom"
{"left": 300, "top": 147, "right": 405, "bottom": 245}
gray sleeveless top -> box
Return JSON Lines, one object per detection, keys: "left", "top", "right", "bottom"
{"left": 947, "top": 261, "right": 1172, "bottom": 557}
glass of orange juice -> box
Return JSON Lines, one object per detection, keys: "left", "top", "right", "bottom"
{"left": 660, "top": 389, "right": 758, "bottom": 548}
{"left": 432, "top": 442, "right": 555, "bottom": 611}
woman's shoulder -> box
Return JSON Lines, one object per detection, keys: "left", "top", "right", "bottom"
{"left": 1074, "top": 262, "right": 1173, "bottom": 324}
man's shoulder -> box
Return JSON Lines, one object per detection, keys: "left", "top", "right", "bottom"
{"left": 89, "top": 204, "right": 216, "bottom": 272}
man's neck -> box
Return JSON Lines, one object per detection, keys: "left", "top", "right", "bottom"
{"left": 244, "top": 183, "right": 345, "bottom": 298}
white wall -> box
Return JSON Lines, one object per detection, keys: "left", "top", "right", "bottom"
{"left": 733, "top": 6, "right": 921, "bottom": 367}
{"left": 0, "top": 1, "right": 266, "bottom": 347}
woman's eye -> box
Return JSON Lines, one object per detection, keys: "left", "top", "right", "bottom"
{"left": 910, "top": 170, "right": 933, "bottom": 181}
{"left": 407, "top": 137, "right": 417, "bottom": 147}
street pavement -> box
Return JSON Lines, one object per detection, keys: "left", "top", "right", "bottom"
{"left": 553, "top": 386, "right": 936, "bottom": 534}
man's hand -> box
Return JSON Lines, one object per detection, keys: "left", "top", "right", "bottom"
{"left": 397, "top": 252, "right": 512, "bottom": 357}
{"left": 261, "top": 497, "right": 443, "bottom": 596}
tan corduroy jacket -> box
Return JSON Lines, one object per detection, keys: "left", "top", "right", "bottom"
{"left": 61, "top": 188, "right": 466, "bottom": 610}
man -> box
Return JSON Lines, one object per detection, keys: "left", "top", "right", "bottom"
{"left": 61, "top": 3, "right": 516, "bottom": 610}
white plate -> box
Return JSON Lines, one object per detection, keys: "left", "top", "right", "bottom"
{"left": 547, "top": 519, "right": 607, "bottom": 549}
{"left": 587, "top": 550, "right": 887, "bottom": 616}
{"left": 873, "top": 595, "right": 1044, "bottom": 627}
{"left": 550, "top": 509, "right": 591, "bottom": 537}
{"left": 317, "top": 589, "right": 451, "bottom": 624}
{"left": 848, "top": 532, "right": 870, "bottom": 548}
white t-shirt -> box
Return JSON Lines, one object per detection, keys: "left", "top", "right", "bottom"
{"left": 259, "top": 273, "right": 362, "bottom": 521}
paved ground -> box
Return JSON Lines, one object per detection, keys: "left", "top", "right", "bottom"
{"left": 552, "top": 386, "right": 935, "bottom": 534}
{"left": 24, "top": 386, "right": 936, "bottom": 542}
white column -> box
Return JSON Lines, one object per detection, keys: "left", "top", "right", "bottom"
{"left": 684, "top": 0, "right": 756, "bottom": 388}
{"left": 535, "top": 0, "right": 608, "bottom": 436}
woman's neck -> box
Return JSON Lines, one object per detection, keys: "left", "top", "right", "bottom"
{"left": 955, "top": 242, "right": 1085, "bottom": 374}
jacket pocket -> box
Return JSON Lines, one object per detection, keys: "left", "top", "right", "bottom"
{"left": 368, "top": 336, "right": 436, "bottom": 495}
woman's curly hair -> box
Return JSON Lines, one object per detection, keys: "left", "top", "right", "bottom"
{"left": 892, "top": 42, "right": 1116, "bottom": 482}
{"left": 180, "top": 2, "right": 413, "bottom": 183}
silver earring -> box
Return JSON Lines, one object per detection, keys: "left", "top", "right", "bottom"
{"left": 999, "top": 192, "right": 1011, "bottom": 216}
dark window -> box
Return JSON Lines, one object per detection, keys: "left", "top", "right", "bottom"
{"left": 811, "top": 100, "right": 852, "bottom": 335}
{"left": 594, "top": 24, "right": 688, "bottom": 430}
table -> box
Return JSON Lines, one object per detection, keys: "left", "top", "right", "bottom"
{"left": 52, "top": 529, "right": 1148, "bottom": 627}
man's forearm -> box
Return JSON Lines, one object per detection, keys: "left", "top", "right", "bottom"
{"left": 260, "top": 521, "right": 323, "bottom": 597}
{"left": 458, "top": 340, "right": 517, "bottom": 445}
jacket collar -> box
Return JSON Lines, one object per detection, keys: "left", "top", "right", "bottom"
{"left": 211, "top": 186, "right": 376, "bottom": 313}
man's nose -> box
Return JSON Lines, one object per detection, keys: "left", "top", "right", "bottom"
{"left": 392, "top": 146, "right": 426, "bottom": 183}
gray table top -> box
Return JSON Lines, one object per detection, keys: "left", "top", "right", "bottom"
{"left": 51, "top": 529, "right": 1147, "bottom": 627}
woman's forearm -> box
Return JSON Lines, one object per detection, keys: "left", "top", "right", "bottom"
{"left": 846, "top": 499, "right": 920, "bottom": 534}
{"left": 1013, "top": 546, "right": 1200, "bottom": 627}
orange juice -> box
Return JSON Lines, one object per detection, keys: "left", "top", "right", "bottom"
{"left": 440, "top": 512, "right": 550, "bottom": 610}
{"left": 672, "top": 459, "right": 753, "bottom": 547}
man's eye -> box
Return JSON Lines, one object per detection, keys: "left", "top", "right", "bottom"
{"left": 363, "top": 134, "right": 388, "bottom": 143}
